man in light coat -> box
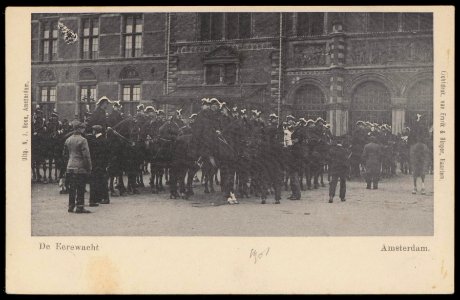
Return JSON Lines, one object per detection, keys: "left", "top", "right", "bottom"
{"left": 63, "top": 120, "right": 92, "bottom": 213}
{"left": 361, "top": 136, "right": 382, "bottom": 190}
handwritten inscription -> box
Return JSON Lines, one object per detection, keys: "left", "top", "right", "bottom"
{"left": 249, "top": 247, "right": 270, "bottom": 264}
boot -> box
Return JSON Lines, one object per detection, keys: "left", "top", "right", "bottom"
{"left": 75, "top": 207, "right": 91, "bottom": 214}
{"left": 328, "top": 197, "right": 333, "bottom": 203}
{"left": 412, "top": 188, "right": 417, "bottom": 194}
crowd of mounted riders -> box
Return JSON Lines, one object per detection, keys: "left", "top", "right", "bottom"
{"left": 31, "top": 95, "right": 433, "bottom": 206}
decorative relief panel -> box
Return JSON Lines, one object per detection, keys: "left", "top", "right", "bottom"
{"left": 38, "top": 69, "right": 56, "bottom": 82}
{"left": 175, "top": 42, "right": 275, "bottom": 54}
{"left": 292, "top": 44, "right": 329, "bottom": 67}
{"left": 348, "top": 38, "right": 433, "bottom": 65}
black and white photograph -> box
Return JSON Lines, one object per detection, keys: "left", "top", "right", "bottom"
{"left": 30, "top": 10, "right": 435, "bottom": 236}
{"left": 5, "top": 6, "right": 454, "bottom": 294}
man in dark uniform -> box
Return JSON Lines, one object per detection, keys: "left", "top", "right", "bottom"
{"left": 328, "top": 136, "right": 350, "bottom": 203}
{"left": 87, "top": 96, "right": 110, "bottom": 130}
{"left": 259, "top": 113, "right": 284, "bottom": 204}
{"left": 88, "top": 125, "right": 110, "bottom": 206}
{"left": 191, "top": 98, "right": 221, "bottom": 167}
{"left": 218, "top": 102, "right": 240, "bottom": 203}
{"left": 362, "top": 136, "right": 383, "bottom": 189}
{"left": 107, "top": 101, "right": 124, "bottom": 128}
{"left": 235, "top": 108, "right": 251, "bottom": 198}
{"left": 350, "top": 120, "right": 367, "bottom": 178}
{"left": 287, "top": 117, "right": 307, "bottom": 200}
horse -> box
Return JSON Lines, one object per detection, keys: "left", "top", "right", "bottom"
{"left": 31, "top": 115, "right": 47, "bottom": 183}
{"left": 106, "top": 116, "right": 143, "bottom": 196}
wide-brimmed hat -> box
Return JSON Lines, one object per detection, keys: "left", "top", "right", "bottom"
{"left": 209, "top": 98, "right": 220, "bottom": 105}
{"left": 112, "top": 100, "right": 122, "bottom": 108}
{"left": 137, "top": 104, "right": 145, "bottom": 111}
{"left": 268, "top": 113, "right": 278, "bottom": 119}
{"left": 315, "top": 117, "right": 325, "bottom": 124}
{"left": 144, "top": 106, "right": 155, "bottom": 113}
{"left": 189, "top": 113, "right": 198, "bottom": 119}
{"left": 96, "top": 96, "right": 111, "bottom": 106}
{"left": 286, "top": 115, "right": 296, "bottom": 121}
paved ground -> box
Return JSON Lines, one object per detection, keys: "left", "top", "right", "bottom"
{"left": 31, "top": 173, "right": 433, "bottom": 236}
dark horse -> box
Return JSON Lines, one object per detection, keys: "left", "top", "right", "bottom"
{"left": 169, "top": 130, "right": 237, "bottom": 200}
{"left": 107, "top": 117, "right": 144, "bottom": 195}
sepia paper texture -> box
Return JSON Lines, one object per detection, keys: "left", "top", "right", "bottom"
{"left": 5, "top": 6, "right": 454, "bottom": 294}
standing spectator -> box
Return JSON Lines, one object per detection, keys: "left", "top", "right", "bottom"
{"left": 88, "top": 125, "right": 110, "bottom": 205}
{"left": 362, "top": 136, "right": 382, "bottom": 190}
{"left": 410, "top": 137, "right": 430, "bottom": 195}
{"left": 328, "top": 137, "right": 350, "bottom": 203}
{"left": 63, "top": 120, "right": 92, "bottom": 213}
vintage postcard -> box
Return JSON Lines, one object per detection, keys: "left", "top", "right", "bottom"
{"left": 5, "top": 6, "right": 454, "bottom": 294}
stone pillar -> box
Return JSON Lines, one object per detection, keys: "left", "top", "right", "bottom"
{"left": 270, "top": 50, "right": 281, "bottom": 101}
{"left": 391, "top": 97, "right": 407, "bottom": 135}
{"left": 327, "top": 21, "right": 347, "bottom": 136}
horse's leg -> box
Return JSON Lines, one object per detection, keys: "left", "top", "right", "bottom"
{"left": 320, "top": 165, "right": 325, "bottom": 187}
{"left": 313, "top": 167, "right": 319, "bottom": 189}
{"left": 209, "top": 168, "right": 215, "bottom": 193}
{"left": 299, "top": 164, "right": 305, "bottom": 191}
{"left": 48, "top": 157, "right": 54, "bottom": 183}
{"left": 204, "top": 172, "right": 210, "bottom": 194}
{"left": 159, "top": 169, "right": 165, "bottom": 191}
{"left": 215, "top": 170, "right": 220, "bottom": 186}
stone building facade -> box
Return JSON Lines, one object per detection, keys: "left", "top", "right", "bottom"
{"left": 31, "top": 12, "right": 433, "bottom": 135}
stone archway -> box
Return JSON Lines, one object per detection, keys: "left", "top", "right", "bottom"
{"left": 291, "top": 84, "right": 327, "bottom": 120}
{"left": 349, "top": 81, "right": 392, "bottom": 128}
{"left": 406, "top": 78, "right": 433, "bottom": 129}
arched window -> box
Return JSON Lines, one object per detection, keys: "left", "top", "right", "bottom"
{"left": 350, "top": 81, "right": 391, "bottom": 126}
{"left": 292, "top": 84, "right": 326, "bottom": 120}
{"left": 37, "top": 69, "right": 57, "bottom": 119}
{"left": 406, "top": 79, "right": 433, "bottom": 128}
{"left": 119, "top": 66, "right": 141, "bottom": 116}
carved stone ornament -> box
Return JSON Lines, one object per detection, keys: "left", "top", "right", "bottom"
{"left": 78, "top": 68, "right": 97, "bottom": 81}
{"left": 293, "top": 44, "right": 327, "bottom": 66}
{"left": 120, "top": 66, "right": 140, "bottom": 79}
{"left": 38, "top": 69, "right": 56, "bottom": 82}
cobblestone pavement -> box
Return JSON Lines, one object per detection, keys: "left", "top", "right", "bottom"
{"left": 31, "top": 173, "right": 433, "bottom": 236}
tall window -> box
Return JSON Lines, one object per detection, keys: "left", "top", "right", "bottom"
{"left": 122, "top": 84, "right": 141, "bottom": 101}
{"left": 200, "top": 13, "right": 224, "bottom": 40}
{"left": 41, "top": 21, "right": 58, "bottom": 61}
{"left": 225, "top": 13, "right": 251, "bottom": 39}
{"left": 80, "top": 86, "right": 96, "bottom": 102}
{"left": 205, "top": 64, "right": 237, "bottom": 85}
{"left": 124, "top": 15, "right": 143, "bottom": 58}
{"left": 40, "top": 86, "right": 57, "bottom": 102}
{"left": 297, "top": 13, "right": 324, "bottom": 36}
{"left": 403, "top": 13, "right": 433, "bottom": 31}
{"left": 368, "top": 13, "right": 399, "bottom": 32}
{"left": 81, "top": 18, "right": 99, "bottom": 59}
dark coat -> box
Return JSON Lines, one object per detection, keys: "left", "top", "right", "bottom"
{"left": 88, "top": 134, "right": 109, "bottom": 173}
{"left": 87, "top": 107, "right": 107, "bottom": 129}
{"left": 328, "top": 145, "right": 350, "bottom": 177}
{"left": 191, "top": 109, "right": 220, "bottom": 157}
{"left": 107, "top": 110, "right": 124, "bottom": 128}
{"left": 362, "top": 142, "right": 382, "bottom": 177}
{"left": 410, "top": 142, "right": 430, "bottom": 177}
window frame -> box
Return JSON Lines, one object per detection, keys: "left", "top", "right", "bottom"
{"left": 80, "top": 17, "right": 100, "bottom": 60}
{"left": 41, "top": 21, "right": 58, "bottom": 61}
{"left": 296, "top": 12, "right": 325, "bottom": 37}
{"left": 123, "top": 15, "right": 143, "bottom": 58}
